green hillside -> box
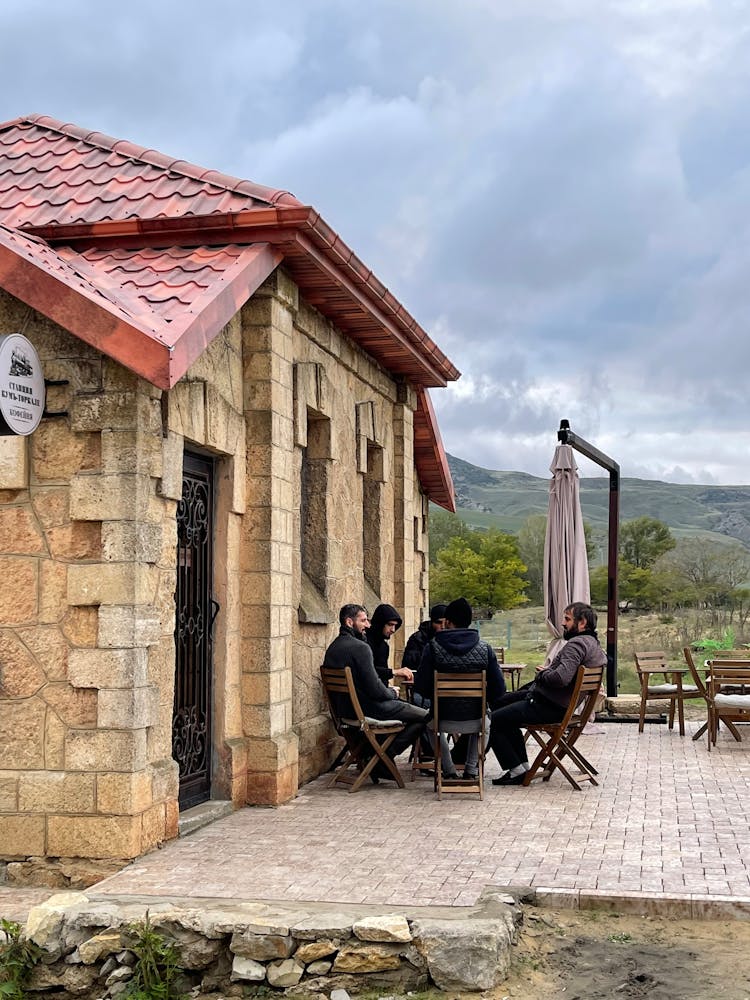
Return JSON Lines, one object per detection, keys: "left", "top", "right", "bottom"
{"left": 445, "top": 454, "right": 750, "bottom": 549}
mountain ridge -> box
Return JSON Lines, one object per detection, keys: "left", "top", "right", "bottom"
{"left": 446, "top": 453, "right": 750, "bottom": 549}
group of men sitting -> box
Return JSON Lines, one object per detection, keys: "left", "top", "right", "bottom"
{"left": 322, "top": 596, "right": 607, "bottom": 786}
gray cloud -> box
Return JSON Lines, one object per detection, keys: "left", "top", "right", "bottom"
{"left": 1, "top": 0, "right": 750, "bottom": 482}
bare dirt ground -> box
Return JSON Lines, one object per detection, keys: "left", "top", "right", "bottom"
{"left": 494, "top": 907, "right": 750, "bottom": 999}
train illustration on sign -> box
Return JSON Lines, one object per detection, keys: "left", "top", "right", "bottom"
{"left": 9, "top": 348, "right": 33, "bottom": 378}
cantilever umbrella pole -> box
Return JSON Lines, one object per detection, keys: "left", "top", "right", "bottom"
{"left": 557, "top": 420, "right": 620, "bottom": 697}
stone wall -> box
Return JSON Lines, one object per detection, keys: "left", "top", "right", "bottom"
{"left": 19, "top": 890, "right": 519, "bottom": 994}
{"left": 0, "top": 265, "right": 431, "bottom": 876}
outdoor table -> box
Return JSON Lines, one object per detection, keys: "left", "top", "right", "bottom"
{"left": 501, "top": 663, "right": 526, "bottom": 691}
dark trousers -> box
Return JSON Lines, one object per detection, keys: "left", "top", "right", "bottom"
{"left": 488, "top": 694, "right": 565, "bottom": 771}
{"left": 377, "top": 700, "right": 428, "bottom": 758}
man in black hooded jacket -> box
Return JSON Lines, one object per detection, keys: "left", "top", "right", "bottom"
{"left": 367, "top": 603, "right": 413, "bottom": 685}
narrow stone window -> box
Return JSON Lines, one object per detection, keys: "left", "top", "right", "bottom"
{"left": 300, "top": 412, "right": 330, "bottom": 596}
{"left": 363, "top": 442, "right": 383, "bottom": 595}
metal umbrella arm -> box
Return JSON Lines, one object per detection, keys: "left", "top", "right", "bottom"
{"left": 557, "top": 419, "right": 620, "bottom": 697}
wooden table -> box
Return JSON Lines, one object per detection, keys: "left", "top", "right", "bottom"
{"left": 501, "top": 664, "right": 526, "bottom": 691}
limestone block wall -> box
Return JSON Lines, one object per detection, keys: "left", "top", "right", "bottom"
{"left": 241, "top": 274, "right": 427, "bottom": 784}
{"left": 0, "top": 291, "right": 247, "bottom": 880}
{"left": 0, "top": 264, "right": 432, "bottom": 871}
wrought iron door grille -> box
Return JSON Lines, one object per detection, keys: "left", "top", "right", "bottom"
{"left": 173, "top": 453, "right": 214, "bottom": 809}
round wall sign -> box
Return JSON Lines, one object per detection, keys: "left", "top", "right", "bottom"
{"left": 0, "top": 334, "right": 46, "bottom": 436}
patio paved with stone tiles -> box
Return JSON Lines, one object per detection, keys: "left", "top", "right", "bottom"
{"left": 3, "top": 720, "right": 750, "bottom": 922}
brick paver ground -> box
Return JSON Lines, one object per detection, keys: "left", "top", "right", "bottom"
{"left": 91, "top": 720, "right": 750, "bottom": 912}
{"left": 3, "top": 721, "right": 749, "bottom": 921}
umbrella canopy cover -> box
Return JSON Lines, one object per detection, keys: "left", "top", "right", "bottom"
{"left": 543, "top": 443, "right": 591, "bottom": 664}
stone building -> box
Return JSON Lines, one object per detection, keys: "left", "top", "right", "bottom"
{"left": 0, "top": 115, "right": 458, "bottom": 885}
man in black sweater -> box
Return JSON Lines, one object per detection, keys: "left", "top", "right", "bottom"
{"left": 323, "top": 604, "right": 428, "bottom": 768}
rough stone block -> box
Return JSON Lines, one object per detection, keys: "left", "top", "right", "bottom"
{"left": 97, "top": 771, "right": 153, "bottom": 815}
{"left": 97, "top": 686, "right": 158, "bottom": 729}
{"left": 68, "top": 648, "right": 148, "bottom": 689}
{"left": 101, "top": 522, "right": 162, "bottom": 563}
{"left": 0, "top": 775, "right": 18, "bottom": 812}
{"left": 0, "top": 556, "right": 38, "bottom": 623}
{"left": 0, "top": 698, "right": 46, "bottom": 768}
{"left": 0, "top": 815, "right": 45, "bottom": 856}
{"left": 157, "top": 431, "right": 183, "bottom": 501}
{"left": 0, "top": 629, "right": 45, "bottom": 696}
{"left": 64, "top": 729, "right": 147, "bottom": 772}
{"left": 70, "top": 391, "right": 137, "bottom": 432}
{"left": 30, "top": 486, "right": 69, "bottom": 529}
{"left": 31, "top": 421, "right": 100, "bottom": 481}
{"left": 47, "top": 815, "right": 141, "bottom": 859}
{"left": 45, "top": 522, "right": 101, "bottom": 560}
{"left": 18, "top": 772, "right": 96, "bottom": 813}
{"left": 61, "top": 607, "right": 99, "bottom": 648}
{"left": 70, "top": 473, "right": 142, "bottom": 520}
{"left": 42, "top": 682, "right": 98, "bottom": 726}
{"left": 0, "top": 506, "right": 45, "bottom": 553}
{"left": 44, "top": 709, "right": 66, "bottom": 769}
{"left": 67, "top": 563, "right": 136, "bottom": 606}
{"left": 140, "top": 801, "right": 167, "bottom": 852}
{"left": 333, "top": 942, "right": 401, "bottom": 973}
{"left": 98, "top": 606, "right": 161, "bottom": 648}
{"left": 0, "top": 436, "right": 27, "bottom": 489}
{"left": 352, "top": 915, "right": 412, "bottom": 943}
{"left": 231, "top": 956, "right": 266, "bottom": 982}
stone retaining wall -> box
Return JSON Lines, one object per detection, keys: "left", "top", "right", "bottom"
{"left": 18, "top": 889, "right": 520, "bottom": 994}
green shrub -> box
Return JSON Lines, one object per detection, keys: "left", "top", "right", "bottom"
{"left": 123, "top": 913, "right": 186, "bottom": 1000}
{"left": 0, "top": 918, "right": 42, "bottom": 1000}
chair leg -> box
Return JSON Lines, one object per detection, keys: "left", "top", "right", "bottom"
{"left": 677, "top": 696, "right": 685, "bottom": 736}
{"left": 667, "top": 698, "right": 675, "bottom": 731}
{"left": 639, "top": 686, "right": 648, "bottom": 733}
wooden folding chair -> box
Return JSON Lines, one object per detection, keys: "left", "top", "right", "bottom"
{"left": 523, "top": 663, "right": 604, "bottom": 790}
{"left": 633, "top": 650, "right": 701, "bottom": 735}
{"left": 432, "top": 671, "right": 486, "bottom": 800}
{"left": 320, "top": 665, "right": 406, "bottom": 792}
{"left": 707, "top": 660, "right": 750, "bottom": 751}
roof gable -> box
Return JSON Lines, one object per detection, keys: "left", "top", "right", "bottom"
{"left": 0, "top": 114, "right": 457, "bottom": 508}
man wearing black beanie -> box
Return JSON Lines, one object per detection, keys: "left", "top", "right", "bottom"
{"left": 401, "top": 603, "right": 448, "bottom": 673}
{"left": 414, "top": 597, "right": 506, "bottom": 780}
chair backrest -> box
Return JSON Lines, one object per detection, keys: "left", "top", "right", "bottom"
{"left": 433, "top": 671, "right": 486, "bottom": 730}
{"left": 682, "top": 646, "right": 707, "bottom": 697}
{"left": 707, "top": 660, "right": 750, "bottom": 697}
{"left": 633, "top": 650, "right": 670, "bottom": 678}
{"left": 320, "top": 665, "right": 365, "bottom": 727}
{"left": 493, "top": 647, "right": 505, "bottom": 664}
{"left": 569, "top": 663, "right": 606, "bottom": 731}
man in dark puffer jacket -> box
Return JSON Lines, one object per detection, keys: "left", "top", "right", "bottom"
{"left": 415, "top": 597, "right": 506, "bottom": 779}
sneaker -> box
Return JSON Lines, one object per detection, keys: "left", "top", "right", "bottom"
{"left": 492, "top": 771, "right": 526, "bottom": 786}
{"left": 462, "top": 769, "right": 479, "bottom": 781}
{"left": 442, "top": 770, "right": 459, "bottom": 780}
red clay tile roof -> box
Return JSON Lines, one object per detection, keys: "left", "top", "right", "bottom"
{"left": 0, "top": 114, "right": 456, "bottom": 508}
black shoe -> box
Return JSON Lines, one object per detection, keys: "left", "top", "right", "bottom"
{"left": 492, "top": 772, "right": 526, "bottom": 786}
{"left": 442, "top": 770, "right": 459, "bottom": 780}
{"left": 462, "top": 770, "right": 479, "bottom": 781}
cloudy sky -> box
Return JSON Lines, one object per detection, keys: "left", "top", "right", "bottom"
{"left": 2, "top": 0, "right": 749, "bottom": 484}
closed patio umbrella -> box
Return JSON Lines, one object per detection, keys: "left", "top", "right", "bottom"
{"left": 543, "top": 443, "right": 590, "bottom": 666}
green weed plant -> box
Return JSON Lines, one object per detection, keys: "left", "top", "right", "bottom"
{"left": 0, "top": 918, "right": 42, "bottom": 1000}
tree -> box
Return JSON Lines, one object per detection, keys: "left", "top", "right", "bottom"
{"left": 430, "top": 529, "right": 528, "bottom": 612}
{"left": 428, "top": 510, "right": 480, "bottom": 565}
{"left": 620, "top": 517, "right": 675, "bottom": 569}
{"left": 518, "top": 514, "right": 547, "bottom": 604}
